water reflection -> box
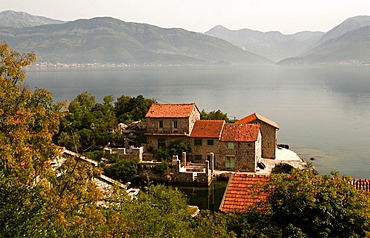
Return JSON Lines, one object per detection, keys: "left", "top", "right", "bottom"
{"left": 171, "top": 181, "right": 228, "bottom": 211}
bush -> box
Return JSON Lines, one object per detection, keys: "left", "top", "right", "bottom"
{"left": 103, "top": 157, "right": 139, "bottom": 183}
{"left": 85, "top": 150, "right": 104, "bottom": 162}
{"left": 153, "top": 161, "right": 172, "bottom": 176}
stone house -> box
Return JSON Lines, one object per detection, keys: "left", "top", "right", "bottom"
{"left": 144, "top": 103, "right": 272, "bottom": 172}
{"left": 145, "top": 103, "right": 200, "bottom": 150}
{"left": 235, "top": 113, "right": 279, "bottom": 159}
{"left": 190, "top": 120, "right": 262, "bottom": 172}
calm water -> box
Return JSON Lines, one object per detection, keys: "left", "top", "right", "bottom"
{"left": 173, "top": 181, "right": 228, "bottom": 211}
{"left": 26, "top": 65, "right": 370, "bottom": 178}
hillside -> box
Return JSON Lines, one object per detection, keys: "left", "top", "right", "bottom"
{"left": 0, "top": 10, "right": 65, "bottom": 28}
{"left": 300, "top": 26, "right": 370, "bottom": 64}
{"left": 205, "top": 25, "right": 323, "bottom": 61}
{"left": 279, "top": 16, "right": 370, "bottom": 65}
{"left": 306, "top": 15, "right": 370, "bottom": 51}
{"left": 0, "top": 17, "right": 272, "bottom": 65}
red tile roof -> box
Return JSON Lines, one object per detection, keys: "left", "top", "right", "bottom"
{"left": 220, "top": 174, "right": 269, "bottom": 213}
{"left": 145, "top": 103, "right": 199, "bottom": 118}
{"left": 236, "top": 113, "right": 279, "bottom": 129}
{"left": 220, "top": 175, "right": 370, "bottom": 213}
{"left": 220, "top": 123, "right": 260, "bottom": 142}
{"left": 190, "top": 120, "right": 225, "bottom": 138}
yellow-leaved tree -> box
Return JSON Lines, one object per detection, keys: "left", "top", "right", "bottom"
{"left": 0, "top": 44, "right": 105, "bottom": 237}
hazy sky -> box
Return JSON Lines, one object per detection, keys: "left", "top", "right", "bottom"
{"left": 2, "top": 0, "right": 370, "bottom": 34}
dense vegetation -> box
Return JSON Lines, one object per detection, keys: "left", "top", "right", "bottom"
{"left": 2, "top": 45, "right": 370, "bottom": 237}
{"left": 55, "top": 91, "right": 156, "bottom": 153}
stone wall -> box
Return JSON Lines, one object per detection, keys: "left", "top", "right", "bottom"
{"left": 146, "top": 134, "right": 188, "bottom": 151}
{"left": 250, "top": 120, "right": 277, "bottom": 159}
{"left": 104, "top": 146, "right": 144, "bottom": 161}
{"left": 146, "top": 117, "right": 190, "bottom": 135}
{"left": 188, "top": 136, "right": 261, "bottom": 172}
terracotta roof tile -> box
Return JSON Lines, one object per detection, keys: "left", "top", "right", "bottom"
{"left": 145, "top": 103, "right": 199, "bottom": 118}
{"left": 236, "top": 113, "right": 279, "bottom": 129}
{"left": 190, "top": 120, "right": 225, "bottom": 138}
{"left": 220, "top": 123, "right": 260, "bottom": 142}
{"left": 220, "top": 174, "right": 269, "bottom": 213}
{"left": 220, "top": 175, "right": 370, "bottom": 213}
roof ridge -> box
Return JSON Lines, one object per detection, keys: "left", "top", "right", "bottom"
{"left": 235, "top": 113, "right": 279, "bottom": 129}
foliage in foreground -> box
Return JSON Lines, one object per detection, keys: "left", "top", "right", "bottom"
{"left": 233, "top": 169, "right": 370, "bottom": 238}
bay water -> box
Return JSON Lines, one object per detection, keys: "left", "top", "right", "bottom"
{"left": 25, "top": 65, "right": 370, "bottom": 179}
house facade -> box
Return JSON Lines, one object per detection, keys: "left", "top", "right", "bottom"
{"left": 190, "top": 121, "right": 262, "bottom": 172}
{"left": 145, "top": 103, "right": 274, "bottom": 172}
{"left": 145, "top": 103, "right": 200, "bottom": 150}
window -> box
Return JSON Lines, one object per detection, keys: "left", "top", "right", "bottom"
{"left": 194, "top": 139, "right": 202, "bottom": 146}
{"left": 195, "top": 155, "right": 202, "bottom": 161}
{"left": 158, "top": 138, "right": 165, "bottom": 148}
{"left": 207, "top": 139, "right": 214, "bottom": 145}
{"left": 173, "top": 120, "right": 178, "bottom": 128}
{"left": 225, "top": 156, "right": 235, "bottom": 169}
{"left": 159, "top": 120, "right": 163, "bottom": 128}
{"left": 228, "top": 142, "right": 234, "bottom": 149}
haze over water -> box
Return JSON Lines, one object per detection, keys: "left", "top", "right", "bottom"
{"left": 26, "top": 65, "right": 370, "bottom": 178}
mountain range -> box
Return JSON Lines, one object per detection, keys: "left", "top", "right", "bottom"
{"left": 205, "top": 26, "right": 324, "bottom": 62}
{"left": 206, "top": 16, "right": 370, "bottom": 65}
{"left": 0, "top": 10, "right": 370, "bottom": 65}
{"left": 0, "top": 11, "right": 270, "bottom": 65}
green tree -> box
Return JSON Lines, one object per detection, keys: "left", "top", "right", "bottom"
{"left": 104, "top": 185, "right": 194, "bottom": 237}
{"left": 57, "top": 92, "right": 118, "bottom": 151}
{"left": 240, "top": 169, "right": 370, "bottom": 237}
{"left": 201, "top": 109, "right": 231, "bottom": 121}
{"left": 115, "top": 94, "right": 156, "bottom": 124}
{"left": 0, "top": 172, "right": 50, "bottom": 237}
{"left": 153, "top": 161, "right": 172, "bottom": 175}
{"left": 103, "top": 158, "right": 139, "bottom": 183}
{"left": 153, "top": 140, "right": 191, "bottom": 162}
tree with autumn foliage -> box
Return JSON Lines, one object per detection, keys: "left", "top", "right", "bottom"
{"left": 0, "top": 44, "right": 105, "bottom": 236}
{"left": 0, "top": 44, "right": 62, "bottom": 182}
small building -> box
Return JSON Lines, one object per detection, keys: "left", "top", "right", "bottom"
{"left": 145, "top": 103, "right": 200, "bottom": 150}
{"left": 236, "top": 113, "right": 279, "bottom": 159}
{"left": 218, "top": 123, "right": 262, "bottom": 172}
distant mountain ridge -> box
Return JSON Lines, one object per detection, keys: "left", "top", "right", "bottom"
{"left": 205, "top": 25, "right": 324, "bottom": 61}
{"left": 279, "top": 15, "right": 370, "bottom": 65}
{"left": 306, "top": 15, "right": 370, "bottom": 51}
{"left": 1, "top": 11, "right": 369, "bottom": 65}
{"left": 0, "top": 16, "right": 271, "bottom": 65}
{"left": 0, "top": 10, "right": 65, "bottom": 28}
